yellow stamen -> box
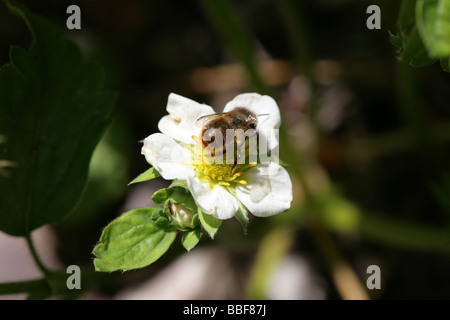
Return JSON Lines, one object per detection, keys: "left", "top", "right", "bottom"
{"left": 233, "top": 172, "right": 242, "bottom": 178}
{"left": 191, "top": 135, "right": 201, "bottom": 145}
{"left": 205, "top": 176, "right": 211, "bottom": 180}
{"left": 239, "top": 180, "right": 248, "bottom": 185}
{"left": 249, "top": 162, "right": 257, "bottom": 167}
{"left": 220, "top": 182, "right": 230, "bottom": 187}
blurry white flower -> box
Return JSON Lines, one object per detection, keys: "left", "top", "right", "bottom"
{"left": 141, "top": 93, "right": 292, "bottom": 220}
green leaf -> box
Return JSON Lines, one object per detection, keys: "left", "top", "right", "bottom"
{"left": 128, "top": 167, "right": 161, "bottom": 185}
{"left": 0, "top": 1, "right": 115, "bottom": 236}
{"left": 181, "top": 227, "right": 202, "bottom": 251}
{"left": 93, "top": 208, "right": 176, "bottom": 272}
{"left": 198, "top": 207, "right": 222, "bottom": 239}
{"left": 416, "top": 0, "right": 450, "bottom": 58}
{"left": 388, "top": 30, "right": 403, "bottom": 49}
{"left": 390, "top": 26, "right": 437, "bottom": 68}
{"left": 401, "top": 27, "right": 438, "bottom": 67}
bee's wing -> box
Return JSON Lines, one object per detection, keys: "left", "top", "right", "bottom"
{"left": 194, "top": 113, "right": 223, "bottom": 128}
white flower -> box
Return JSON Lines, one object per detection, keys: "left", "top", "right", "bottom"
{"left": 141, "top": 93, "right": 293, "bottom": 220}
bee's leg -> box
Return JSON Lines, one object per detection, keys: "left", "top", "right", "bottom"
{"left": 229, "top": 142, "right": 241, "bottom": 177}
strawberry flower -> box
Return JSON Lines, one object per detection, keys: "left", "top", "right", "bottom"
{"left": 141, "top": 93, "right": 292, "bottom": 220}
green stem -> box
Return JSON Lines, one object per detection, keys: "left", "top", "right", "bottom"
{"left": 0, "top": 278, "right": 49, "bottom": 295}
{"left": 309, "top": 217, "right": 369, "bottom": 300}
{"left": 277, "top": 0, "right": 313, "bottom": 79}
{"left": 396, "top": 62, "right": 430, "bottom": 145}
{"left": 199, "top": 0, "right": 269, "bottom": 94}
{"left": 26, "top": 233, "right": 50, "bottom": 275}
{"left": 246, "top": 227, "right": 294, "bottom": 299}
{"left": 359, "top": 212, "right": 450, "bottom": 254}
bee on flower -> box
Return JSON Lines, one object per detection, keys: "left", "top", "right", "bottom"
{"left": 141, "top": 93, "right": 293, "bottom": 221}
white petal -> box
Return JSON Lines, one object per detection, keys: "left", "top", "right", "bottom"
{"left": 158, "top": 93, "right": 215, "bottom": 144}
{"left": 187, "top": 177, "right": 239, "bottom": 220}
{"left": 224, "top": 93, "right": 281, "bottom": 129}
{"left": 236, "top": 162, "right": 292, "bottom": 217}
{"left": 141, "top": 133, "right": 194, "bottom": 180}
{"left": 223, "top": 93, "right": 281, "bottom": 150}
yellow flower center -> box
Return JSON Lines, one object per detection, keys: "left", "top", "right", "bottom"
{"left": 187, "top": 136, "right": 257, "bottom": 187}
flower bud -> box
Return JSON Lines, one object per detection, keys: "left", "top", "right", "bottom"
{"left": 169, "top": 201, "right": 198, "bottom": 230}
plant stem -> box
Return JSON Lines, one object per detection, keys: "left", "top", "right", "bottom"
{"left": 26, "top": 233, "right": 50, "bottom": 276}
{"left": 246, "top": 227, "right": 294, "bottom": 299}
{"left": 310, "top": 217, "right": 369, "bottom": 300}
{"left": 0, "top": 278, "right": 49, "bottom": 295}
{"left": 277, "top": 0, "right": 313, "bottom": 79}
{"left": 359, "top": 212, "right": 450, "bottom": 254}
{"left": 199, "top": 0, "right": 269, "bottom": 94}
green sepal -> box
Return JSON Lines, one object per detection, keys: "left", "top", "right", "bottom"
{"left": 150, "top": 209, "right": 173, "bottom": 230}
{"left": 198, "top": 208, "right": 222, "bottom": 239}
{"left": 169, "top": 179, "right": 189, "bottom": 190}
{"left": 152, "top": 188, "right": 174, "bottom": 205}
{"left": 226, "top": 187, "right": 249, "bottom": 234}
{"left": 151, "top": 181, "right": 201, "bottom": 231}
{"left": 181, "top": 227, "right": 202, "bottom": 252}
{"left": 234, "top": 205, "right": 249, "bottom": 235}
{"left": 128, "top": 167, "right": 161, "bottom": 185}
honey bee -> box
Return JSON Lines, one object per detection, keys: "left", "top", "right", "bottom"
{"left": 195, "top": 107, "right": 259, "bottom": 169}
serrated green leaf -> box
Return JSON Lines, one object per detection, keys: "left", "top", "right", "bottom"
{"left": 198, "top": 207, "right": 222, "bottom": 239}
{"left": 388, "top": 31, "right": 403, "bottom": 48}
{"left": 181, "top": 227, "right": 202, "bottom": 251}
{"left": 128, "top": 167, "right": 161, "bottom": 185}
{"left": 93, "top": 208, "right": 176, "bottom": 272}
{"left": 0, "top": 1, "right": 115, "bottom": 236}
{"left": 416, "top": 0, "right": 450, "bottom": 58}
{"left": 152, "top": 188, "right": 173, "bottom": 205}
{"left": 401, "top": 27, "right": 438, "bottom": 67}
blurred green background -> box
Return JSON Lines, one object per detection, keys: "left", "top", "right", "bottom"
{"left": 1, "top": 0, "right": 450, "bottom": 299}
